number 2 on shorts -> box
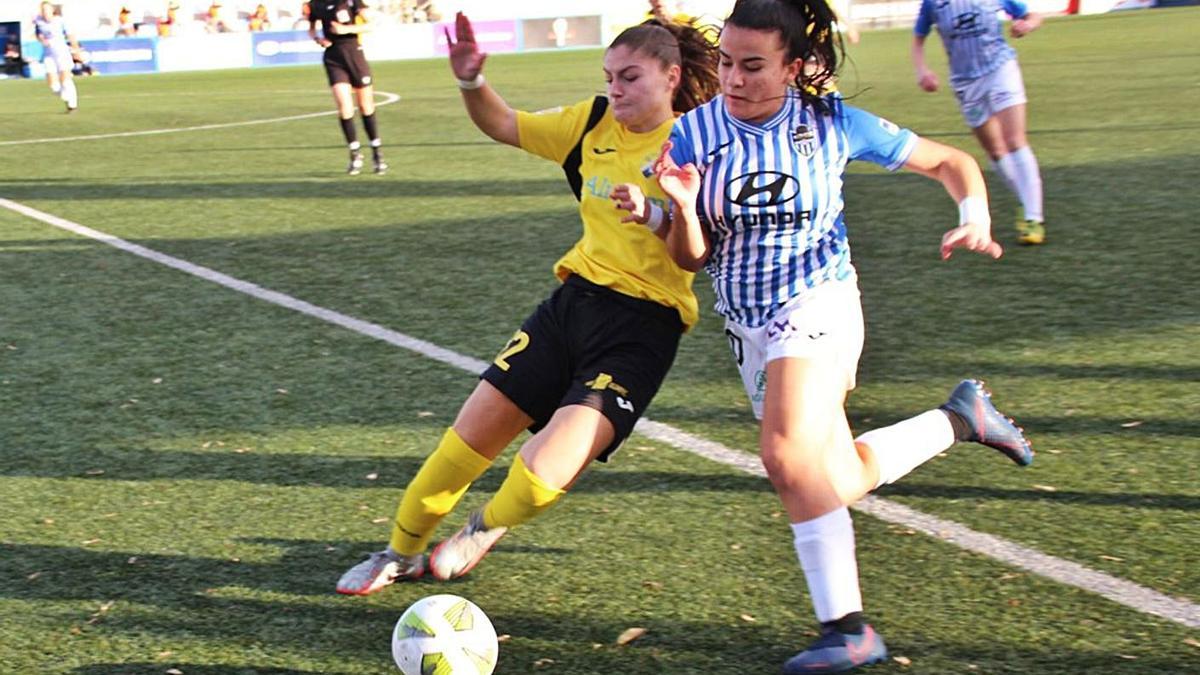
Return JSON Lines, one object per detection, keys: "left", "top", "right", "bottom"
{"left": 493, "top": 330, "right": 530, "bottom": 371}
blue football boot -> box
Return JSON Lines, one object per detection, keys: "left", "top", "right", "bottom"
{"left": 941, "top": 379, "right": 1034, "bottom": 466}
{"left": 783, "top": 625, "right": 889, "bottom": 674}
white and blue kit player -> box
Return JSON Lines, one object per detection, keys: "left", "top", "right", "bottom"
{"left": 652, "top": 6, "right": 1031, "bottom": 670}
{"left": 34, "top": 1, "right": 79, "bottom": 112}
{"left": 913, "top": 0, "right": 1047, "bottom": 244}
{"left": 666, "top": 92, "right": 919, "bottom": 404}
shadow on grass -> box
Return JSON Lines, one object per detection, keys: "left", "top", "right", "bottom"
{"left": 0, "top": 444, "right": 769, "bottom": 494}
{"left": 878, "top": 483, "right": 1200, "bottom": 511}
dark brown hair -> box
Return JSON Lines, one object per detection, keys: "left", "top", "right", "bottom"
{"left": 724, "top": 0, "right": 842, "bottom": 112}
{"left": 608, "top": 19, "right": 721, "bottom": 113}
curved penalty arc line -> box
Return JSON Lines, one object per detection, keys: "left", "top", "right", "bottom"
{"left": 0, "top": 91, "right": 401, "bottom": 147}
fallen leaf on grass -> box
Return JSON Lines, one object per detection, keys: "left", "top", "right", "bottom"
{"left": 616, "top": 627, "right": 647, "bottom": 645}
{"left": 417, "top": 411, "right": 434, "bottom": 417}
{"left": 739, "top": 613, "right": 756, "bottom": 623}
{"left": 27, "top": 572, "right": 41, "bottom": 581}
{"left": 1099, "top": 555, "right": 1124, "bottom": 562}
{"left": 497, "top": 634, "right": 511, "bottom": 643}
{"left": 533, "top": 658, "right": 555, "bottom": 667}
{"left": 1117, "top": 654, "right": 1138, "bottom": 660}
{"left": 1119, "top": 421, "right": 1143, "bottom": 428}
{"left": 371, "top": 517, "right": 388, "bottom": 524}
{"left": 365, "top": 473, "right": 379, "bottom": 480}
{"left": 1031, "top": 484, "right": 1058, "bottom": 492}
{"left": 642, "top": 580, "right": 663, "bottom": 591}
{"left": 893, "top": 656, "right": 912, "bottom": 666}
{"left": 166, "top": 669, "right": 184, "bottom": 675}
{"left": 1184, "top": 638, "right": 1200, "bottom": 649}
{"left": 85, "top": 469, "right": 105, "bottom": 476}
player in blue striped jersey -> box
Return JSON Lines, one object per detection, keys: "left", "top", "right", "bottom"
{"left": 913, "top": 0, "right": 1046, "bottom": 244}
{"left": 651, "top": 0, "right": 1032, "bottom": 672}
{"left": 33, "top": 1, "right": 80, "bottom": 113}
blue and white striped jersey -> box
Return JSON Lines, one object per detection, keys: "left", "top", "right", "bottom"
{"left": 915, "top": 0, "right": 1028, "bottom": 85}
{"left": 34, "top": 14, "right": 71, "bottom": 53}
{"left": 668, "top": 94, "right": 917, "bottom": 328}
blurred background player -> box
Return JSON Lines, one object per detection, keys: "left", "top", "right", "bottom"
{"left": 334, "top": 12, "right": 720, "bottom": 595}
{"left": 34, "top": 1, "right": 80, "bottom": 112}
{"left": 308, "top": 0, "right": 387, "bottom": 175}
{"left": 912, "top": 0, "right": 1046, "bottom": 244}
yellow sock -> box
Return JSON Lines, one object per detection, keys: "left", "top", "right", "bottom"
{"left": 389, "top": 427, "right": 493, "bottom": 555}
{"left": 482, "top": 453, "right": 565, "bottom": 529}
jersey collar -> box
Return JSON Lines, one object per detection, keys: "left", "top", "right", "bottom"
{"left": 723, "top": 94, "right": 795, "bottom": 135}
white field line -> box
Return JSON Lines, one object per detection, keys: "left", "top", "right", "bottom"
{"left": 0, "top": 91, "right": 400, "bottom": 147}
{"left": 2, "top": 197, "right": 1197, "bottom": 631}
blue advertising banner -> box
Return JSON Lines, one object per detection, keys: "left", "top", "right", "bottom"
{"left": 252, "top": 30, "right": 326, "bottom": 67}
{"left": 79, "top": 37, "right": 157, "bottom": 75}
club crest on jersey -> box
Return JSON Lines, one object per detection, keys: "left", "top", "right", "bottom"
{"left": 791, "top": 124, "right": 816, "bottom": 157}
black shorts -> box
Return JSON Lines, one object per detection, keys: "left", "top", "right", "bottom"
{"left": 481, "top": 275, "right": 684, "bottom": 461}
{"left": 323, "top": 41, "right": 372, "bottom": 88}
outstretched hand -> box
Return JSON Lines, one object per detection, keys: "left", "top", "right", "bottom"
{"left": 940, "top": 223, "right": 1003, "bottom": 260}
{"left": 653, "top": 141, "right": 700, "bottom": 207}
{"left": 445, "top": 11, "right": 487, "bottom": 81}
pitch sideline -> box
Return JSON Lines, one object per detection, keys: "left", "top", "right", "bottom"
{"left": 1, "top": 196, "right": 1196, "bottom": 630}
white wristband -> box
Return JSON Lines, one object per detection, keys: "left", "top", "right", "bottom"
{"left": 456, "top": 73, "right": 485, "bottom": 90}
{"left": 645, "top": 203, "right": 665, "bottom": 230}
{"left": 958, "top": 196, "right": 990, "bottom": 227}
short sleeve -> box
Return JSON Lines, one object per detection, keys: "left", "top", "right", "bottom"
{"left": 1002, "top": 0, "right": 1029, "bottom": 18}
{"left": 914, "top": 0, "right": 934, "bottom": 36}
{"left": 842, "top": 104, "right": 918, "bottom": 171}
{"left": 516, "top": 98, "right": 595, "bottom": 165}
{"left": 667, "top": 120, "right": 696, "bottom": 167}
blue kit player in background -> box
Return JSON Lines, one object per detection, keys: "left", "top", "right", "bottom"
{"left": 34, "top": 1, "right": 79, "bottom": 112}
{"left": 652, "top": 0, "right": 1034, "bottom": 672}
{"left": 912, "top": 0, "right": 1046, "bottom": 244}
{"left": 308, "top": 0, "right": 387, "bottom": 175}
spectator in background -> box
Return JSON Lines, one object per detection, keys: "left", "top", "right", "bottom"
{"left": 206, "top": 1, "right": 231, "bottom": 32}
{"left": 116, "top": 6, "right": 136, "bottom": 36}
{"left": 248, "top": 3, "right": 272, "bottom": 31}
{"left": 411, "top": 0, "right": 440, "bottom": 22}
{"left": 71, "top": 44, "right": 96, "bottom": 76}
{"left": 293, "top": 1, "right": 312, "bottom": 29}
{"left": 158, "top": 2, "right": 178, "bottom": 37}
{"left": 4, "top": 40, "right": 26, "bottom": 78}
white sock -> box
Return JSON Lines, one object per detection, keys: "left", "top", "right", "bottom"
{"left": 1009, "top": 146, "right": 1043, "bottom": 222}
{"left": 50, "top": 82, "right": 62, "bottom": 95}
{"left": 989, "top": 157, "right": 1017, "bottom": 194}
{"left": 60, "top": 79, "right": 77, "bottom": 108}
{"left": 348, "top": 141, "right": 361, "bottom": 152}
{"left": 859, "top": 409, "right": 956, "bottom": 490}
{"left": 791, "top": 507, "right": 863, "bottom": 623}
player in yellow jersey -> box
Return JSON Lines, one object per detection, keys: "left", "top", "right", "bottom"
{"left": 335, "top": 13, "right": 720, "bottom": 594}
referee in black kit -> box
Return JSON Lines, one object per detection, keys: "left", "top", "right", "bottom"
{"left": 308, "top": 0, "right": 387, "bottom": 175}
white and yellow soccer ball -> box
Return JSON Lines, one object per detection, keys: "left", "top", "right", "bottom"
{"left": 391, "top": 594, "right": 498, "bottom": 675}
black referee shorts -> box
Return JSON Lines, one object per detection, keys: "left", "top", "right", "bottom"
{"left": 323, "top": 41, "right": 373, "bottom": 88}
{"left": 481, "top": 275, "right": 684, "bottom": 461}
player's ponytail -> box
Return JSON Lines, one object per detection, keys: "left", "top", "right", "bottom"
{"left": 725, "top": 0, "right": 841, "bottom": 113}
{"left": 608, "top": 20, "right": 720, "bottom": 114}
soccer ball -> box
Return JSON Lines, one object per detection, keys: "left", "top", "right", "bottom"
{"left": 391, "top": 594, "right": 498, "bottom": 675}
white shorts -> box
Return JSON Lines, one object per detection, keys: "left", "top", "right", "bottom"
{"left": 954, "top": 58, "right": 1027, "bottom": 129}
{"left": 42, "top": 48, "right": 73, "bottom": 76}
{"left": 723, "top": 280, "right": 865, "bottom": 420}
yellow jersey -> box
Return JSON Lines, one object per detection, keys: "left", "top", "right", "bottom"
{"left": 517, "top": 98, "right": 699, "bottom": 330}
